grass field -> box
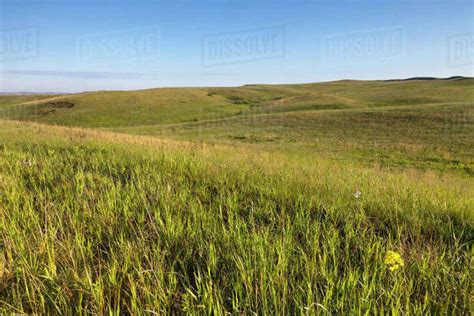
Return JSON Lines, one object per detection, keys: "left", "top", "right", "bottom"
{"left": 0, "top": 78, "right": 473, "bottom": 313}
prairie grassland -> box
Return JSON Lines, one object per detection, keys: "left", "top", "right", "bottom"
{"left": 1, "top": 78, "right": 473, "bottom": 128}
{"left": 113, "top": 102, "right": 474, "bottom": 175}
{"left": 0, "top": 120, "right": 472, "bottom": 314}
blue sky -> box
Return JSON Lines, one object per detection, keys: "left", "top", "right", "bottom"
{"left": 0, "top": 0, "right": 473, "bottom": 92}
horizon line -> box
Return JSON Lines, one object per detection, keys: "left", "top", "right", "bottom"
{"left": 0, "top": 72, "right": 471, "bottom": 94}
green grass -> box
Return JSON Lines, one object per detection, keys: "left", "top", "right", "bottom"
{"left": 113, "top": 102, "right": 474, "bottom": 175}
{"left": 0, "top": 78, "right": 473, "bottom": 314}
{"left": 0, "top": 120, "right": 472, "bottom": 314}
{"left": 2, "top": 78, "right": 472, "bottom": 174}
{"left": 0, "top": 89, "right": 246, "bottom": 128}
{"left": 0, "top": 94, "right": 60, "bottom": 106}
{"left": 1, "top": 78, "right": 473, "bottom": 128}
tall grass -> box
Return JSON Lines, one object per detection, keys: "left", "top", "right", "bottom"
{"left": 0, "top": 121, "right": 472, "bottom": 314}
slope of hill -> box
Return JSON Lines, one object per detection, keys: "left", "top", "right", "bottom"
{"left": 1, "top": 78, "right": 473, "bottom": 128}
{"left": 0, "top": 78, "right": 473, "bottom": 314}
{"left": 0, "top": 79, "right": 472, "bottom": 174}
{"left": 113, "top": 102, "right": 473, "bottom": 174}
{"left": 0, "top": 119, "right": 472, "bottom": 314}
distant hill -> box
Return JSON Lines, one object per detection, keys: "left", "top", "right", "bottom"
{"left": 0, "top": 78, "right": 473, "bottom": 128}
{"left": 383, "top": 76, "right": 472, "bottom": 82}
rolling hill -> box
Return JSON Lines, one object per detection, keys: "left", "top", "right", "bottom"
{"left": 1, "top": 78, "right": 473, "bottom": 128}
{"left": 0, "top": 78, "right": 472, "bottom": 314}
{"left": 1, "top": 78, "right": 471, "bottom": 174}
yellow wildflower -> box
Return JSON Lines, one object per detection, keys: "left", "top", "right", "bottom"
{"left": 384, "top": 250, "right": 404, "bottom": 271}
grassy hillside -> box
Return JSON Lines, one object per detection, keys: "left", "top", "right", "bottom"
{"left": 0, "top": 94, "right": 60, "bottom": 106}
{"left": 1, "top": 78, "right": 473, "bottom": 128}
{"left": 0, "top": 79, "right": 472, "bottom": 313}
{"left": 0, "top": 89, "right": 245, "bottom": 127}
{"left": 113, "top": 102, "right": 474, "bottom": 175}
{"left": 0, "top": 120, "right": 472, "bottom": 314}
{"left": 1, "top": 78, "right": 472, "bottom": 173}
